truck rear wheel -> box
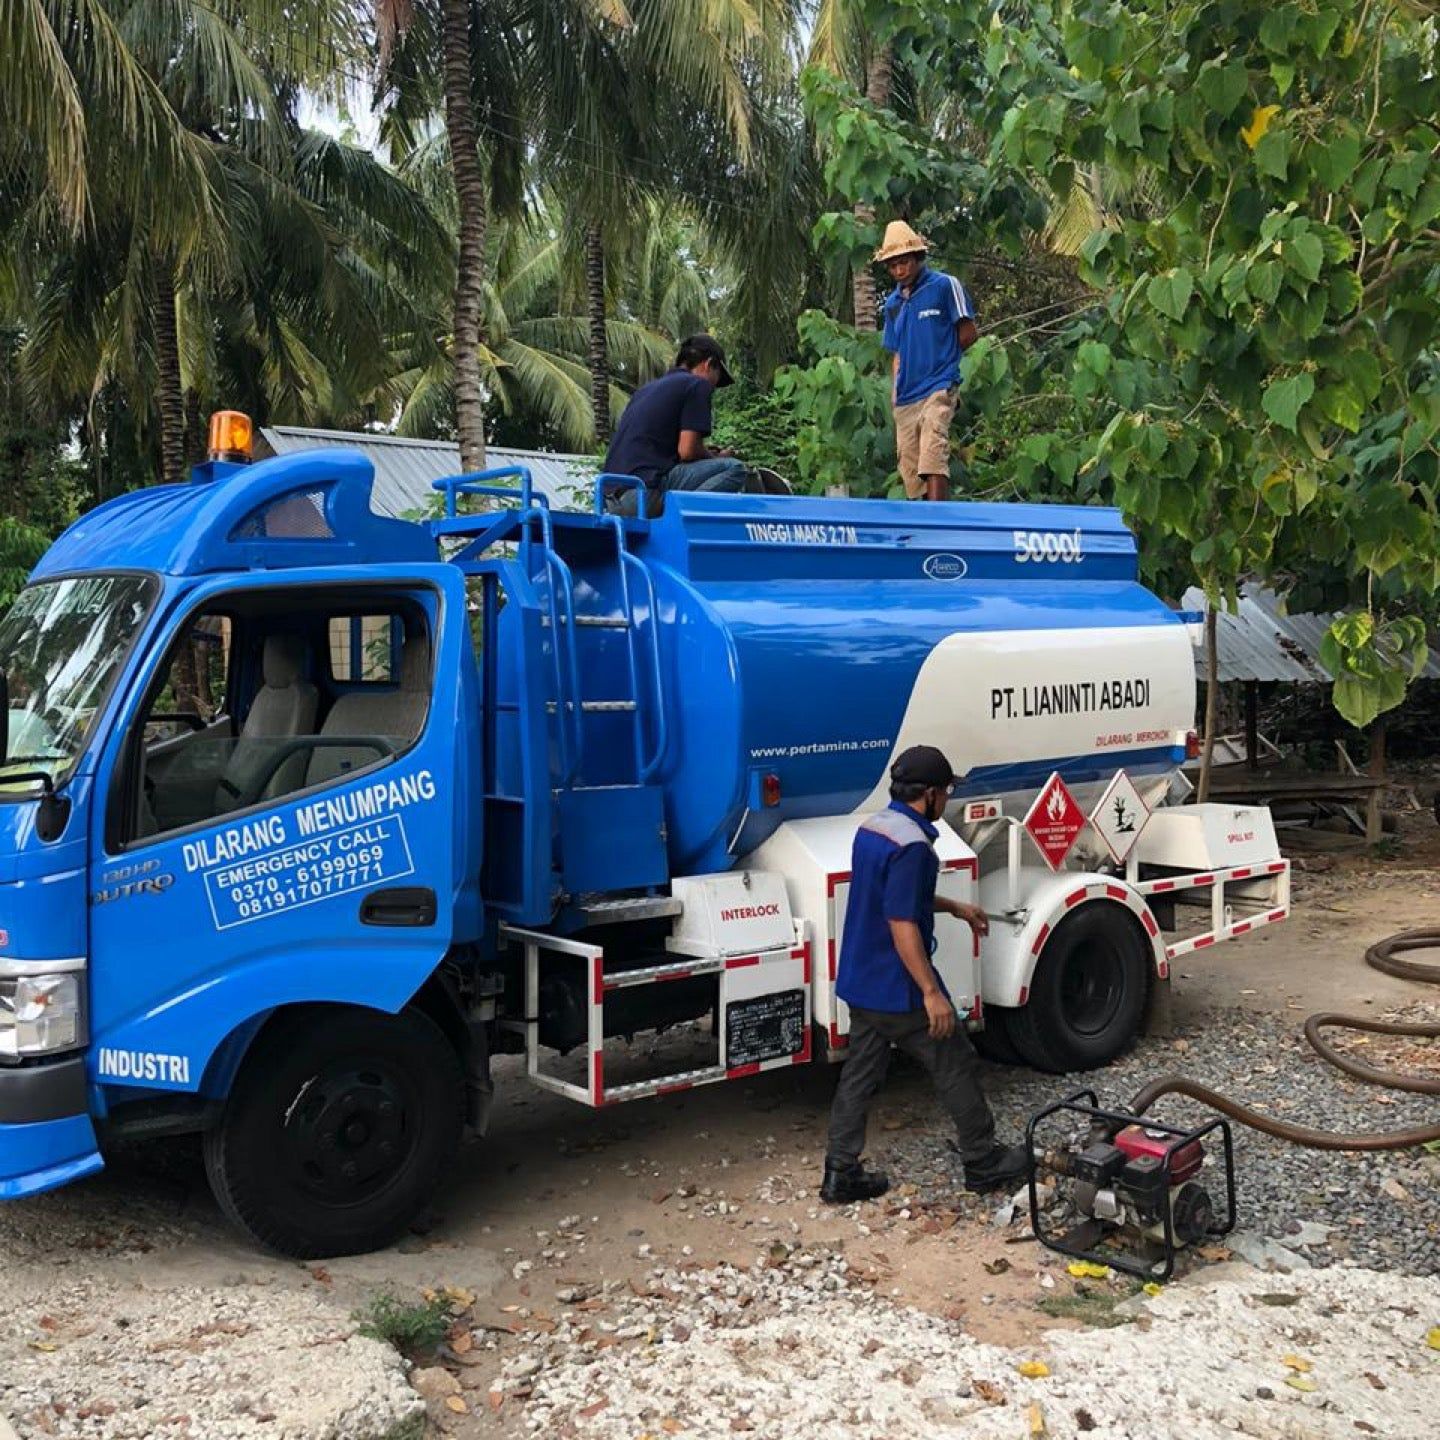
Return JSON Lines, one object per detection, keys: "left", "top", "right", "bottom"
{"left": 203, "top": 1006, "right": 463, "bottom": 1258}
{"left": 1009, "top": 905, "right": 1149, "bottom": 1073}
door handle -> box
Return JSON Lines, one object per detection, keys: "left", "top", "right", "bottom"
{"left": 360, "top": 886, "right": 437, "bottom": 927}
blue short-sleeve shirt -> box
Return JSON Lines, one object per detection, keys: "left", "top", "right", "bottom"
{"left": 881, "top": 266, "right": 976, "bottom": 407}
{"left": 835, "top": 801, "right": 948, "bottom": 1014}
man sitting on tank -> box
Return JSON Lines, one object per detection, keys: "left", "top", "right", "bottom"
{"left": 821, "top": 745, "right": 1030, "bottom": 1205}
{"left": 603, "top": 335, "right": 746, "bottom": 512}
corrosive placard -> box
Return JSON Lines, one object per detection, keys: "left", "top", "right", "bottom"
{"left": 1022, "top": 772, "right": 1086, "bottom": 871}
{"left": 1089, "top": 770, "right": 1151, "bottom": 863}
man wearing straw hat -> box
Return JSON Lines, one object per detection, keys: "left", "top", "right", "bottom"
{"left": 874, "top": 221, "right": 978, "bottom": 502}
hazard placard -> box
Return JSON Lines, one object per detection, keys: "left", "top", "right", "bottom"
{"left": 1022, "top": 772, "right": 1086, "bottom": 872}
{"left": 1089, "top": 770, "right": 1151, "bottom": 864}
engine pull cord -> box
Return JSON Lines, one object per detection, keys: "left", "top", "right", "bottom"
{"left": 1129, "top": 928, "right": 1440, "bottom": 1152}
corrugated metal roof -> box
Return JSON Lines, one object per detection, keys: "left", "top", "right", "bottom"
{"left": 258, "top": 426, "right": 596, "bottom": 517}
{"left": 1180, "top": 584, "right": 1440, "bottom": 683}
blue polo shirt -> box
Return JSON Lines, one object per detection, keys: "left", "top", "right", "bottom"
{"left": 882, "top": 266, "right": 976, "bottom": 407}
{"left": 836, "top": 802, "right": 949, "bottom": 1014}
{"left": 604, "top": 368, "right": 714, "bottom": 489}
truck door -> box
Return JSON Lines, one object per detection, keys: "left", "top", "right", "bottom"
{"left": 86, "top": 567, "right": 472, "bottom": 1100}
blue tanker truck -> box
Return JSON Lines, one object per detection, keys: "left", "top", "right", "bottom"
{"left": 0, "top": 420, "right": 1289, "bottom": 1255}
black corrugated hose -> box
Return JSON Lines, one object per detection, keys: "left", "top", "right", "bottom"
{"left": 1130, "top": 929, "right": 1440, "bottom": 1150}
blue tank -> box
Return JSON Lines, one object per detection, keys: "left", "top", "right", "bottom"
{"left": 23, "top": 451, "right": 1193, "bottom": 917}
{"left": 487, "top": 488, "right": 1195, "bottom": 884}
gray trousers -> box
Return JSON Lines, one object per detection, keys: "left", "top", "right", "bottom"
{"left": 826, "top": 1006, "right": 997, "bottom": 1167}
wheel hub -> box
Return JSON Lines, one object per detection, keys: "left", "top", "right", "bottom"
{"left": 1061, "top": 944, "right": 1124, "bottom": 1037}
{"left": 284, "top": 1065, "right": 413, "bottom": 1202}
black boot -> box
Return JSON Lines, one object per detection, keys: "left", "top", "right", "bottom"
{"left": 820, "top": 1157, "right": 891, "bottom": 1205}
{"left": 963, "top": 1142, "right": 1030, "bottom": 1194}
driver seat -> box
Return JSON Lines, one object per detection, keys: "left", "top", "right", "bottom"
{"left": 214, "top": 633, "right": 318, "bottom": 811}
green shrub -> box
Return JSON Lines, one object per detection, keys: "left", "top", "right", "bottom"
{"left": 354, "top": 1289, "right": 452, "bottom": 1354}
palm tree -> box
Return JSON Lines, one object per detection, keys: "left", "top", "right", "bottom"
{"left": 12, "top": 1, "right": 450, "bottom": 482}
{"left": 385, "top": 191, "right": 692, "bottom": 451}
{"left": 809, "top": 0, "right": 893, "bottom": 330}
{"left": 0, "top": 0, "right": 217, "bottom": 233}
{"left": 554, "top": 0, "right": 805, "bottom": 439}
{"left": 4, "top": 0, "right": 403, "bottom": 484}
{"left": 439, "top": 0, "right": 490, "bottom": 470}
{"left": 381, "top": 0, "right": 798, "bottom": 457}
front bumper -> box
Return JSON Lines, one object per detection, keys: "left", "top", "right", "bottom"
{"left": 0, "top": 1057, "right": 103, "bottom": 1198}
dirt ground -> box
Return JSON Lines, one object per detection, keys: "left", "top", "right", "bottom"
{"left": 4, "top": 805, "right": 1439, "bottom": 1438}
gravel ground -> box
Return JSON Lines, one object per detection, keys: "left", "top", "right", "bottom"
{"left": 0, "top": 1280, "right": 424, "bottom": 1440}
{"left": 497, "top": 1250, "right": 1440, "bottom": 1439}
{"left": 875, "top": 1002, "right": 1440, "bottom": 1276}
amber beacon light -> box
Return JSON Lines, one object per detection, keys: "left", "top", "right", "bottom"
{"left": 207, "top": 410, "right": 254, "bottom": 463}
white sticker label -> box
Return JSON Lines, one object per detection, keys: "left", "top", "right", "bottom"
{"left": 744, "top": 521, "right": 858, "bottom": 546}
{"left": 1014, "top": 529, "right": 1083, "bottom": 564}
{"left": 98, "top": 1048, "right": 191, "bottom": 1084}
{"left": 203, "top": 815, "right": 416, "bottom": 930}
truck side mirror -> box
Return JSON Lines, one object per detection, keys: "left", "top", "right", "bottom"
{"left": 0, "top": 672, "right": 8, "bottom": 763}
{"left": 36, "top": 789, "right": 70, "bottom": 843}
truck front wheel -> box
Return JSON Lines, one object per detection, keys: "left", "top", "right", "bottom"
{"left": 203, "top": 1006, "right": 463, "bottom": 1258}
{"left": 1009, "top": 905, "right": 1149, "bottom": 1073}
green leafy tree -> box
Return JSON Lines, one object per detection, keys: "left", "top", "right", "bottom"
{"left": 996, "top": 0, "right": 1440, "bottom": 736}
{"left": 793, "top": 0, "right": 1440, "bottom": 743}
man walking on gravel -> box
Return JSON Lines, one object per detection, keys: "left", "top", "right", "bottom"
{"left": 876, "top": 221, "right": 978, "bottom": 502}
{"left": 821, "top": 745, "right": 1029, "bottom": 1204}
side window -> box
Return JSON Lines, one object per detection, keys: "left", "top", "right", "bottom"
{"left": 142, "top": 616, "right": 231, "bottom": 743}
{"left": 328, "top": 614, "right": 399, "bottom": 683}
{"left": 120, "top": 593, "right": 432, "bottom": 846}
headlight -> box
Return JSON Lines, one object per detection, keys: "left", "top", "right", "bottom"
{"left": 0, "top": 974, "right": 82, "bottom": 1057}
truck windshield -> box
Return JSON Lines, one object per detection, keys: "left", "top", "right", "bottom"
{"left": 0, "top": 574, "right": 155, "bottom": 787}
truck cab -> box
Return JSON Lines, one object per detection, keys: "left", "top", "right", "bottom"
{"left": 0, "top": 445, "right": 485, "bottom": 1254}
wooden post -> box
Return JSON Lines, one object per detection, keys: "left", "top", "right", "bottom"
{"left": 1365, "top": 716, "right": 1387, "bottom": 844}
{"left": 1245, "top": 681, "right": 1259, "bottom": 771}
{"left": 1198, "top": 608, "right": 1219, "bottom": 802}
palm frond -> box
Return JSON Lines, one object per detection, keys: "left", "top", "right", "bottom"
{"left": 118, "top": 0, "right": 285, "bottom": 169}
{"left": 492, "top": 337, "right": 595, "bottom": 449}
{"left": 0, "top": 0, "right": 88, "bottom": 224}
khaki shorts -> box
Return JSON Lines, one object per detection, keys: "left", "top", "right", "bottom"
{"left": 893, "top": 388, "right": 957, "bottom": 498}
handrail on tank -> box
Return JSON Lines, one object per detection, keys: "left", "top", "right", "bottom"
{"left": 429, "top": 468, "right": 584, "bottom": 778}
{"left": 431, "top": 465, "right": 546, "bottom": 518}
{"left": 600, "top": 516, "right": 647, "bottom": 781}
{"left": 544, "top": 549, "right": 585, "bottom": 784}
{"left": 521, "top": 499, "right": 583, "bottom": 785}
{"left": 619, "top": 548, "right": 668, "bottom": 781}
{"left": 594, "top": 472, "right": 645, "bottom": 517}
{"left": 466, "top": 556, "right": 551, "bottom": 919}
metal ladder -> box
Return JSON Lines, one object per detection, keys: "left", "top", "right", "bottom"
{"left": 429, "top": 466, "right": 669, "bottom": 920}
{"left": 539, "top": 509, "right": 667, "bottom": 789}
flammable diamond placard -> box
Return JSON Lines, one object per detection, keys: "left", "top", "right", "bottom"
{"left": 1022, "top": 772, "right": 1086, "bottom": 872}
{"left": 1089, "top": 769, "right": 1151, "bottom": 863}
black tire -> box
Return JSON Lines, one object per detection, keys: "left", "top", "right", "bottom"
{"left": 204, "top": 1006, "right": 463, "bottom": 1258}
{"left": 1009, "top": 905, "right": 1149, "bottom": 1073}
{"left": 972, "top": 1005, "right": 1026, "bottom": 1065}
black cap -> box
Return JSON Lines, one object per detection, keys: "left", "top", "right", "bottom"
{"left": 890, "top": 744, "right": 955, "bottom": 788}
{"left": 679, "top": 333, "right": 734, "bottom": 387}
